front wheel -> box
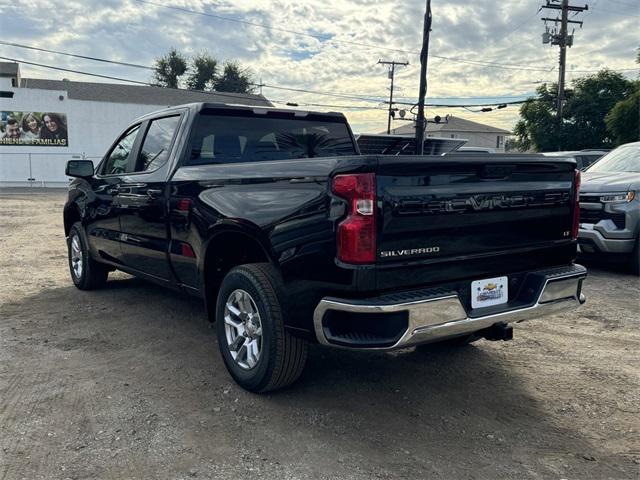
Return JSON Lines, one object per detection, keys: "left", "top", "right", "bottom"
{"left": 215, "top": 263, "right": 308, "bottom": 393}
{"left": 67, "top": 222, "right": 109, "bottom": 290}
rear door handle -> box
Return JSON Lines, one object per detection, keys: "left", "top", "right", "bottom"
{"left": 147, "top": 188, "right": 163, "bottom": 199}
{"left": 106, "top": 186, "right": 120, "bottom": 195}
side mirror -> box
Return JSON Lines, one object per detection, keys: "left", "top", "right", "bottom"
{"left": 66, "top": 160, "right": 94, "bottom": 178}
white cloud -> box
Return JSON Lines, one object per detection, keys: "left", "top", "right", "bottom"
{"left": 1, "top": 0, "right": 637, "bottom": 133}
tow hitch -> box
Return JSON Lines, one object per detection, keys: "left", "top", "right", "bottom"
{"left": 483, "top": 323, "right": 513, "bottom": 341}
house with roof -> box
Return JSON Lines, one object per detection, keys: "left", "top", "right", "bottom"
{"left": 384, "top": 116, "right": 512, "bottom": 152}
{"left": 0, "top": 62, "right": 271, "bottom": 187}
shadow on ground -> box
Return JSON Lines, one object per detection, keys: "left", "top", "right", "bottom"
{"left": 0, "top": 275, "right": 631, "bottom": 479}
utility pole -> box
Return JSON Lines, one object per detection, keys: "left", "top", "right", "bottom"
{"left": 378, "top": 60, "right": 408, "bottom": 134}
{"left": 541, "top": 0, "right": 588, "bottom": 123}
{"left": 415, "top": 0, "right": 432, "bottom": 155}
{"left": 257, "top": 76, "right": 265, "bottom": 95}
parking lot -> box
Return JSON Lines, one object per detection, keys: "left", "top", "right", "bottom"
{"left": 0, "top": 189, "right": 638, "bottom": 480}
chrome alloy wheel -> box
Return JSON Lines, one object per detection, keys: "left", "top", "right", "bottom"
{"left": 224, "top": 289, "right": 263, "bottom": 370}
{"left": 70, "top": 234, "right": 83, "bottom": 279}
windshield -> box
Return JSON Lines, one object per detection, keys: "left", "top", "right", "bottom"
{"left": 188, "top": 111, "right": 356, "bottom": 165}
{"left": 587, "top": 144, "right": 640, "bottom": 173}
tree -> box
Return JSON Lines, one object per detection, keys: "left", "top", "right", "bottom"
{"left": 513, "top": 83, "right": 560, "bottom": 152}
{"left": 563, "top": 70, "right": 632, "bottom": 149}
{"left": 605, "top": 81, "right": 640, "bottom": 145}
{"left": 605, "top": 50, "right": 640, "bottom": 145}
{"left": 152, "top": 48, "right": 188, "bottom": 88}
{"left": 513, "top": 70, "right": 633, "bottom": 151}
{"left": 214, "top": 61, "right": 255, "bottom": 94}
{"left": 186, "top": 52, "right": 218, "bottom": 91}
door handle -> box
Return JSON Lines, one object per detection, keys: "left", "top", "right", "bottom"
{"left": 106, "top": 186, "right": 120, "bottom": 195}
{"left": 147, "top": 188, "right": 163, "bottom": 199}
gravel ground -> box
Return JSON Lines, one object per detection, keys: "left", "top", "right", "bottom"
{"left": 0, "top": 189, "right": 639, "bottom": 480}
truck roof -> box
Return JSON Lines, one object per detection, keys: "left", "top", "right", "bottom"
{"left": 136, "top": 102, "right": 348, "bottom": 122}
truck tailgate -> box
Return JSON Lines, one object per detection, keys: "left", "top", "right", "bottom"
{"left": 375, "top": 155, "right": 578, "bottom": 289}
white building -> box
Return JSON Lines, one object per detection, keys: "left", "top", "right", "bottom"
{"left": 0, "top": 62, "right": 271, "bottom": 187}
{"left": 385, "top": 116, "right": 512, "bottom": 152}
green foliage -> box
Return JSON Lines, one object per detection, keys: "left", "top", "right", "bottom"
{"left": 152, "top": 48, "right": 188, "bottom": 89}
{"left": 605, "top": 81, "right": 640, "bottom": 145}
{"left": 513, "top": 69, "right": 635, "bottom": 151}
{"left": 564, "top": 70, "right": 632, "bottom": 148}
{"left": 512, "top": 83, "right": 559, "bottom": 152}
{"left": 152, "top": 50, "right": 255, "bottom": 94}
{"left": 213, "top": 61, "right": 255, "bottom": 94}
{"left": 186, "top": 52, "right": 218, "bottom": 91}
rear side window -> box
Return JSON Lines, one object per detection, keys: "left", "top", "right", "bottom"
{"left": 135, "top": 115, "right": 181, "bottom": 172}
{"left": 102, "top": 125, "right": 140, "bottom": 175}
{"left": 188, "top": 112, "right": 356, "bottom": 165}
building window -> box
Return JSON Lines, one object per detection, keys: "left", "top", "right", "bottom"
{"left": 496, "top": 135, "right": 504, "bottom": 148}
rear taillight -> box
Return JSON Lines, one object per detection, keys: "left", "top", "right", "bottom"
{"left": 572, "top": 169, "right": 581, "bottom": 240}
{"left": 332, "top": 173, "right": 376, "bottom": 264}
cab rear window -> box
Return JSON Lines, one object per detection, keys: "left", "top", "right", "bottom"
{"left": 188, "top": 112, "right": 356, "bottom": 164}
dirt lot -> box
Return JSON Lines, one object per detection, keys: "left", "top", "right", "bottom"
{"left": 0, "top": 189, "right": 638, "bottom": 480}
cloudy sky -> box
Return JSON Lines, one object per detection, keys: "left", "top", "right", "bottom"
{"left": 0, "top": 0, "right": 638, "bottom": 133}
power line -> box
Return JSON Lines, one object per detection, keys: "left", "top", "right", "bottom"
{"left": 395, "top": 99, "right": 528, "bottom": 108}
{"left": 273, "top": 101, "right": 386, "bottom": 111}
{"left": 0, "top": 40, "right": 527, "bottom": 100}
{"left": 3, "top": 38, "right": 636, "bottom": 104}
{"left": 606, "top": 0, "right": 639, "bottom": 7}
{"left": 259, "top": 83, "right": 386, "bottom": 102}
{"left": 261, "top": 83, "right": 536, "bottom": 105}
{"left": 0, "top": 41, "right": 154, "bottom": 70}
{"left": 2, "top": 55, "right": 528, "bottom": 110}
{"left": 0, "top": 56, "right": 287, "bottom": 104}
{"left": 0, "top": 56, "right": 151, "bottom": 85}
{"left": 1, "top": 53, "right": 537, "bottom": 106}
{"left": 5, "top": 54, "right": 633, "bottom": 111}
{"left": 2, "top": 5, "right": 636, "bottom": 78}
{"left": 134, "top": 0, "right": 639, "bottom": 74}
{"left": 132, "top": 0, "right": 558, "bottom": 72}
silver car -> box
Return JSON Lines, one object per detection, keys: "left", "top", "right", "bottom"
{"left": 578, "top": 142, "right": 640, "bottom": 274}
{"left": 543, "top": 149, "right": 609, "bottom": 170}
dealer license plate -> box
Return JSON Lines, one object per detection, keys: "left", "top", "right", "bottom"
{"left": 471, "top": 276, "right": 508, "bottom": 309}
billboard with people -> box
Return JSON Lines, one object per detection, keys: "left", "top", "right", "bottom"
{"left": 0, "top": 111, "right": 69, "bottom": 146}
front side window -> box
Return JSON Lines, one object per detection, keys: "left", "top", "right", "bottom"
{"left": 188, "top": 112, "right": 356, "bottom": 165}
{"left": 587, "top": 144, "right": 640, "bottom": 173}
{"left": 136, "top": 116, "right": 181, "bottom": 172}
{"left": 102, "top": 125, "right": 140, "bottom": 175}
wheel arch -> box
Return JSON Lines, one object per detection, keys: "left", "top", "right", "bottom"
{"left": 63, "top": 204, "right": 82, "bottom": 236}
{"left": 201, "top": 225, "right": 278, "bottom": 322}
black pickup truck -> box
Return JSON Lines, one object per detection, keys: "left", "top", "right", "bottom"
{"left": 64, "top": 103, "right": 586, "bottom": 392}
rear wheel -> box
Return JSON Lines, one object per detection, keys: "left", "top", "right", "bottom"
{"left": 67, "top": 222, "right": 109, "bottom": 290}
{"left": 215, "top": 263, "right": 307, "bottom": 393}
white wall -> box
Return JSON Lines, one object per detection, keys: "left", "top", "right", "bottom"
{"left": 0, "top": 85, "right": 168, "bottom": 187}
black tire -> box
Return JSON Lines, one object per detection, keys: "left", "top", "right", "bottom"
{"left": 67, "top": 222, "right": 109, "bottom": 290}
{"left": 215, "top": 263, "right": 308, "bottom": 393}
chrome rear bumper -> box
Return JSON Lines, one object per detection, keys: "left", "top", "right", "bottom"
{"left": 313, "top": 264, "right": 587, "bottom": 350}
